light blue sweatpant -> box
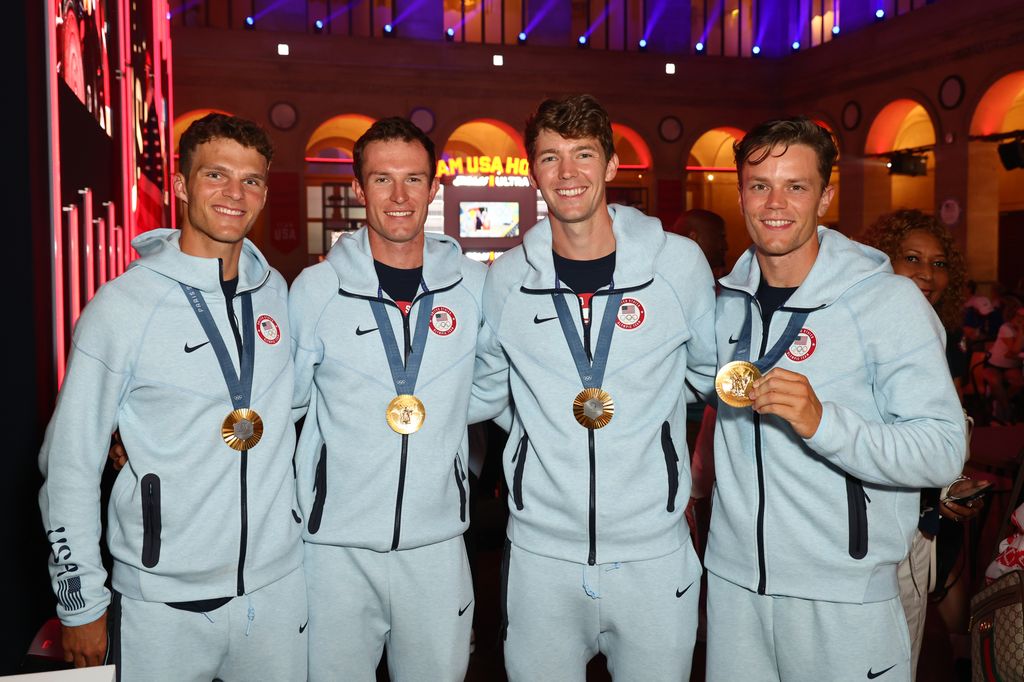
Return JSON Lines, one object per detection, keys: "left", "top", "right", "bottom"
{"left": 305, "top": 536, "right": 473, "bottom": 682}
{"left": 111, "top": 566, "right": 307, "bottom": 681}
{"left": 503, "top": 541, "right": 701, "bottom": 682}
{"left": 706, "top": 571, "right": 912, "bottom": 682}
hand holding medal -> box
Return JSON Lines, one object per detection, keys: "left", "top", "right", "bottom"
{"left": 746, "top": 368, "right": 822, "bottom": 438}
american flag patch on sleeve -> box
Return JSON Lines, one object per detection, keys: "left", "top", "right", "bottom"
{"left": 57, "top": 576, "right": 86, "bottom": 611}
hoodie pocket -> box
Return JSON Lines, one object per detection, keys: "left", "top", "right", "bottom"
{"left": 141, "top": 474, "right": 161, "bottom": 568}
{"left": 511, "top": 433, "right": 529, "bottom": 511}
{"left": 661, "top": 422, "right": 680, "bottom": 513}
{"left": 454, "top": 456, "right": 468, "bottom": 522}
{"left": 846, "top": 475, "right": 869, "bottom": 560}
{"left": 307, "top": 444, "right": 328, "bottom": 534}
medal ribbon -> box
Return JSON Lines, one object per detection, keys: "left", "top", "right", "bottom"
{"left": 732, "top": 299, "right": 809, "bottom": 371}
{"left": 180, "top": 284, "right": 255, "bottom": 410}
{"left": 368, "top": 289, "right": 435, "bottom": 395}
{"left": 551, "top": 284, "right": 623, "bottom": 390}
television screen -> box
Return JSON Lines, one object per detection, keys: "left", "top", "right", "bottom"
{"left": 459, "top": 202, "right": 520, "bottom": 238}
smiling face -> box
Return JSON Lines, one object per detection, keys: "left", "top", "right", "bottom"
{"left": 738, "top": 143, "right": 835, "bottom": 285}
{"left": 174, "top": 137, "right": 269, "bottom": 264}
{"left": 891, "top": 229, "right": 950, "bottom": 306}
{"left": 530, "top": 128, "right": 619, "bottom": 234}
{"left": 353, "top": 138, "right": 439, "bottom": 260}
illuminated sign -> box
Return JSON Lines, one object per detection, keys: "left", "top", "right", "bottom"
{"left": 452, "top": 175, "right": 531, "bottom": 187}
{"left": 437, "top": 155, "right": 530, "bottom": 178}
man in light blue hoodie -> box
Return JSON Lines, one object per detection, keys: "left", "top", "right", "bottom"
{"left": 473, "top": 94, "right": 718, "bottom": 681}
{"left": 39, "top": 114, "right": 306, "bottom": 680}
{"left": 704, "top": 117, "right": 966, "bottom": 681}
{"left": 290, "top": 118, "right": 486, "bottom": 681}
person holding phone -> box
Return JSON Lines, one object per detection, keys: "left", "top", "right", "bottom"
{"left": 861, "top": 209, "right": 986, "bottom": 677}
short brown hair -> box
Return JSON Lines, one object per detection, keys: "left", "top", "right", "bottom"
{"left": 860, "top": 209, "right": 967, "bottom": 329}
{"left": 178, "top": 113, "right": 274, "bottom": 176}
{"left": 734, "top": 116, "right": 837, "bottom": 190}
{"left": 353, "top": 117, "right": 437, "bottom": 184}
{"left": 525, "top": 94, "right": 615, "bottom": 163}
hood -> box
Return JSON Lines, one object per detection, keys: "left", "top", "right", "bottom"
{"left": 520, "top": 204, "right": 666, "bottom": 291}
{"left": 719, "top": 226, "right": 892, "bottom": 309}
{"left": 326, "top": 226, "right": 466, "bottom": 298}
{"left": 129, "top": 228, "right": 271, "bottom": 294}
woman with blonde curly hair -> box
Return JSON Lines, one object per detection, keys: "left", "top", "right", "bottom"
{"left": 861, "top": 209, "right": 980, "bottom": 679}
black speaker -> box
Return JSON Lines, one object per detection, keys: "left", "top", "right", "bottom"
{"left": 888, "top": 153, "right": 928, "bottom": 177}
{"left": 997, "top": 140, "right": 1024, "bottom": 170}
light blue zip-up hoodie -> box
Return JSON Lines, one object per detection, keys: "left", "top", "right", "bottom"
{"left": 473, "top": 204, "right": 718, "bottom": 565}
{"left": 39, "top": 229, "right": 303, "bottom": 627}
{"left": 290, "top": 228, "right": 487, "bottom": 552}
{"left": 705, "top": 227, "right": 966, "bottom": 604}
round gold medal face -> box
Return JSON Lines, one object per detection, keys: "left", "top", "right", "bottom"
{"left": 387, "top": 394, "right": 426, "bottom": 434}
{"left": 573, "top": 388, "right": 615, "bottom": 429}
{"left": 715, "top": 361, "right": 761, "bottom": 408}
{"left": 222, "top": 408, "right": 264, "bottom": 451}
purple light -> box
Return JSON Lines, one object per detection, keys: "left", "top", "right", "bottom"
{"left": 578, "top": 35, "right": 588, "bottom": 45}
{"left": 832, "top": 25, "right": 840, "bottom": 35}
{"left": 875, "top": 8, "right": 885, "bottom": 19}
{"left": 752, "top": 45, "right": 761, "bottom": 55}
{"left": 791, "top": 40, "right": 800, "bottom": 51}
{"left": 695, "top": 41, "right": 704, "bottom": 52}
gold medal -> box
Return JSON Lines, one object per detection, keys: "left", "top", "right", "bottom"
{"left": 715, "top": 361, "right": 762, "bottom": 408}
{"left": 221, "top": 408, "right": 264, "bottom": 451}
{"left": 573, "top": 388, "right": 615, "bottom": 429}
{"left": 387, "top": 394, "right": 426, "bottom": 434}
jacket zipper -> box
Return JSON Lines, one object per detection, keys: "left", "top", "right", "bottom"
{"left": 223, "top": 291, "right": 248, "bottom": 596}
{"left": 391, "top": 300, "right": 414, "bottom": 551}
{"left": 753, "top": 298, "right": 770, "bottom": 596}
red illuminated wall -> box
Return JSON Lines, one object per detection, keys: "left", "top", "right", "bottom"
{"left": 46, "top": 0, "right": 174, "bottom": 385}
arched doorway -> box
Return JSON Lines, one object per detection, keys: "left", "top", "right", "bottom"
{"left": 608, "top": 123, "right": 653, "bottom": 213}
{"left": 304, "top": 114, "right": 376, "bottom": 259}
{"left": 686, "top": 127, "right": 745, "bottom": 266}
{"left": 968, "top": 71, "right": 1024, "bottom": 287}
{"left": 864, "top": 99, "right": 937, "bottom": 227}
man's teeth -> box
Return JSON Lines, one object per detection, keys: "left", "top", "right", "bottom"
{"left": 215, "top": 207, "right": 244, "bottom": 216}
{"left": 556, "top": 188, "right": 586, "bottom": 197}
{"left": 386, "top": 211, "right": 413, "bottom": 217}
{"left": 763, "top": 219, "right": 791, "bottom": 227}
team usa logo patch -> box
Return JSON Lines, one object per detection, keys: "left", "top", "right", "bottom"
{"left": 616, "top": 298, "right": 646, "bottom": 330}
{"left": 786, "top": 328, "right": 816, "bottom": 362}
{"left": 429, "top": 306, "right": 457, "bottom": 336}
{"left": 256, "top": 314, "right": 281, "bottom": 345}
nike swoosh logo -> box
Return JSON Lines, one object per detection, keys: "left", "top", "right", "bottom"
{"left": 867, "top": 665, "right": 896, "bottom": 679}
{"left": 727, "top": 335, "right": 739, "bottom": 344}
{"left": 675, "top": 581, "right": 695, "bottom": 598}
{"left": 299, "top": 620, "right": 308, "bottom": 634}
{"left": 184, "top": 341, "right": 210, "bottom": 353}
{"left": 355, "top": 326, "right": 379, "bottom": 336}
{"left": 534, "top": 315, "right": 558, "bottom": 324}
{"left": 458, "top": 600, "right": 473, "bottom": 616}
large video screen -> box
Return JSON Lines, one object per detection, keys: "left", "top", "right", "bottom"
{"left": 459, "top": 202, "right": 520, "bottom": 238}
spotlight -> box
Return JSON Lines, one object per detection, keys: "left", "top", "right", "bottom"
{"left": 446, "top": 27, "right": 455, "bottom": 40}
{"left": 832, "top": 25, "right": 840, "bottom": 35}
{"left": 998, "top": 140, "right": 1024, "bottom": 170}
{"left": 492, "top": 54, "right": 504, "bottom": 66}
{"left": 791, "top": 41, "right": 800, "bottom": 51}
{"left": 578, "top": 35, "right": 588, "bottom": 47}
{"left": 244, "top": 15, "right": 255, "bottom": 28}
{"left": 887, "top": 153, "right": 927, "bottom": 176}
{"left": 518, "top": 31, "right": 527, "bottom": 44}
{"left": 165, "top": 11, "right": 171, "bottom": 20}
{"left": 383, "top": 23, "right": 394, "bottom": 35}
{"left": 314, "top": 19, "right": 324, "bottom": 33}
{"left": 665, "top": 62, "right": 676, "bottom": 75}
{"left": 638, "top": 38, "right": 647, "bottom": 51}
{"left": 695, "top": 41, "right": 704, "bottom": 53}
{"left": 752, "top": 45, "right": 761, "bottom": 55}
{"left": 277, "top": 43, "right": 289, "bottom": 56}
{"left": 875, "top": 8, "right": 885, "bottom": 20}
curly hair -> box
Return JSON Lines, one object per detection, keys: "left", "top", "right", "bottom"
{"left": 179, "top": 113, "right": 274, "bottom": 176}
{"left": 525, "top": 94, "right": 615, "bottom": 163}
{"left": 860, "top": 209, "right": 966, "bottom": 329}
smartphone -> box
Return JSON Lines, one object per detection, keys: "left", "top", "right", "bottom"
{"left": 944, "top": 479, "right": 992, "bottom": 505}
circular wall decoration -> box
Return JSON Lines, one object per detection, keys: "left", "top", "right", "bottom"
{"left": 268, "top": 101, "right": 297, "bottom": 131}
{"left": 409, "top": 107, "right": 435, "bottom": 134}
{"left": 658, "top": 116, "right": 683, "bottom": 143}
{"left": 841, "top": 101, "right": 861, "bottom": 131}
{"left": 939, "top": 76, "right": 965, "bottom": 110}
